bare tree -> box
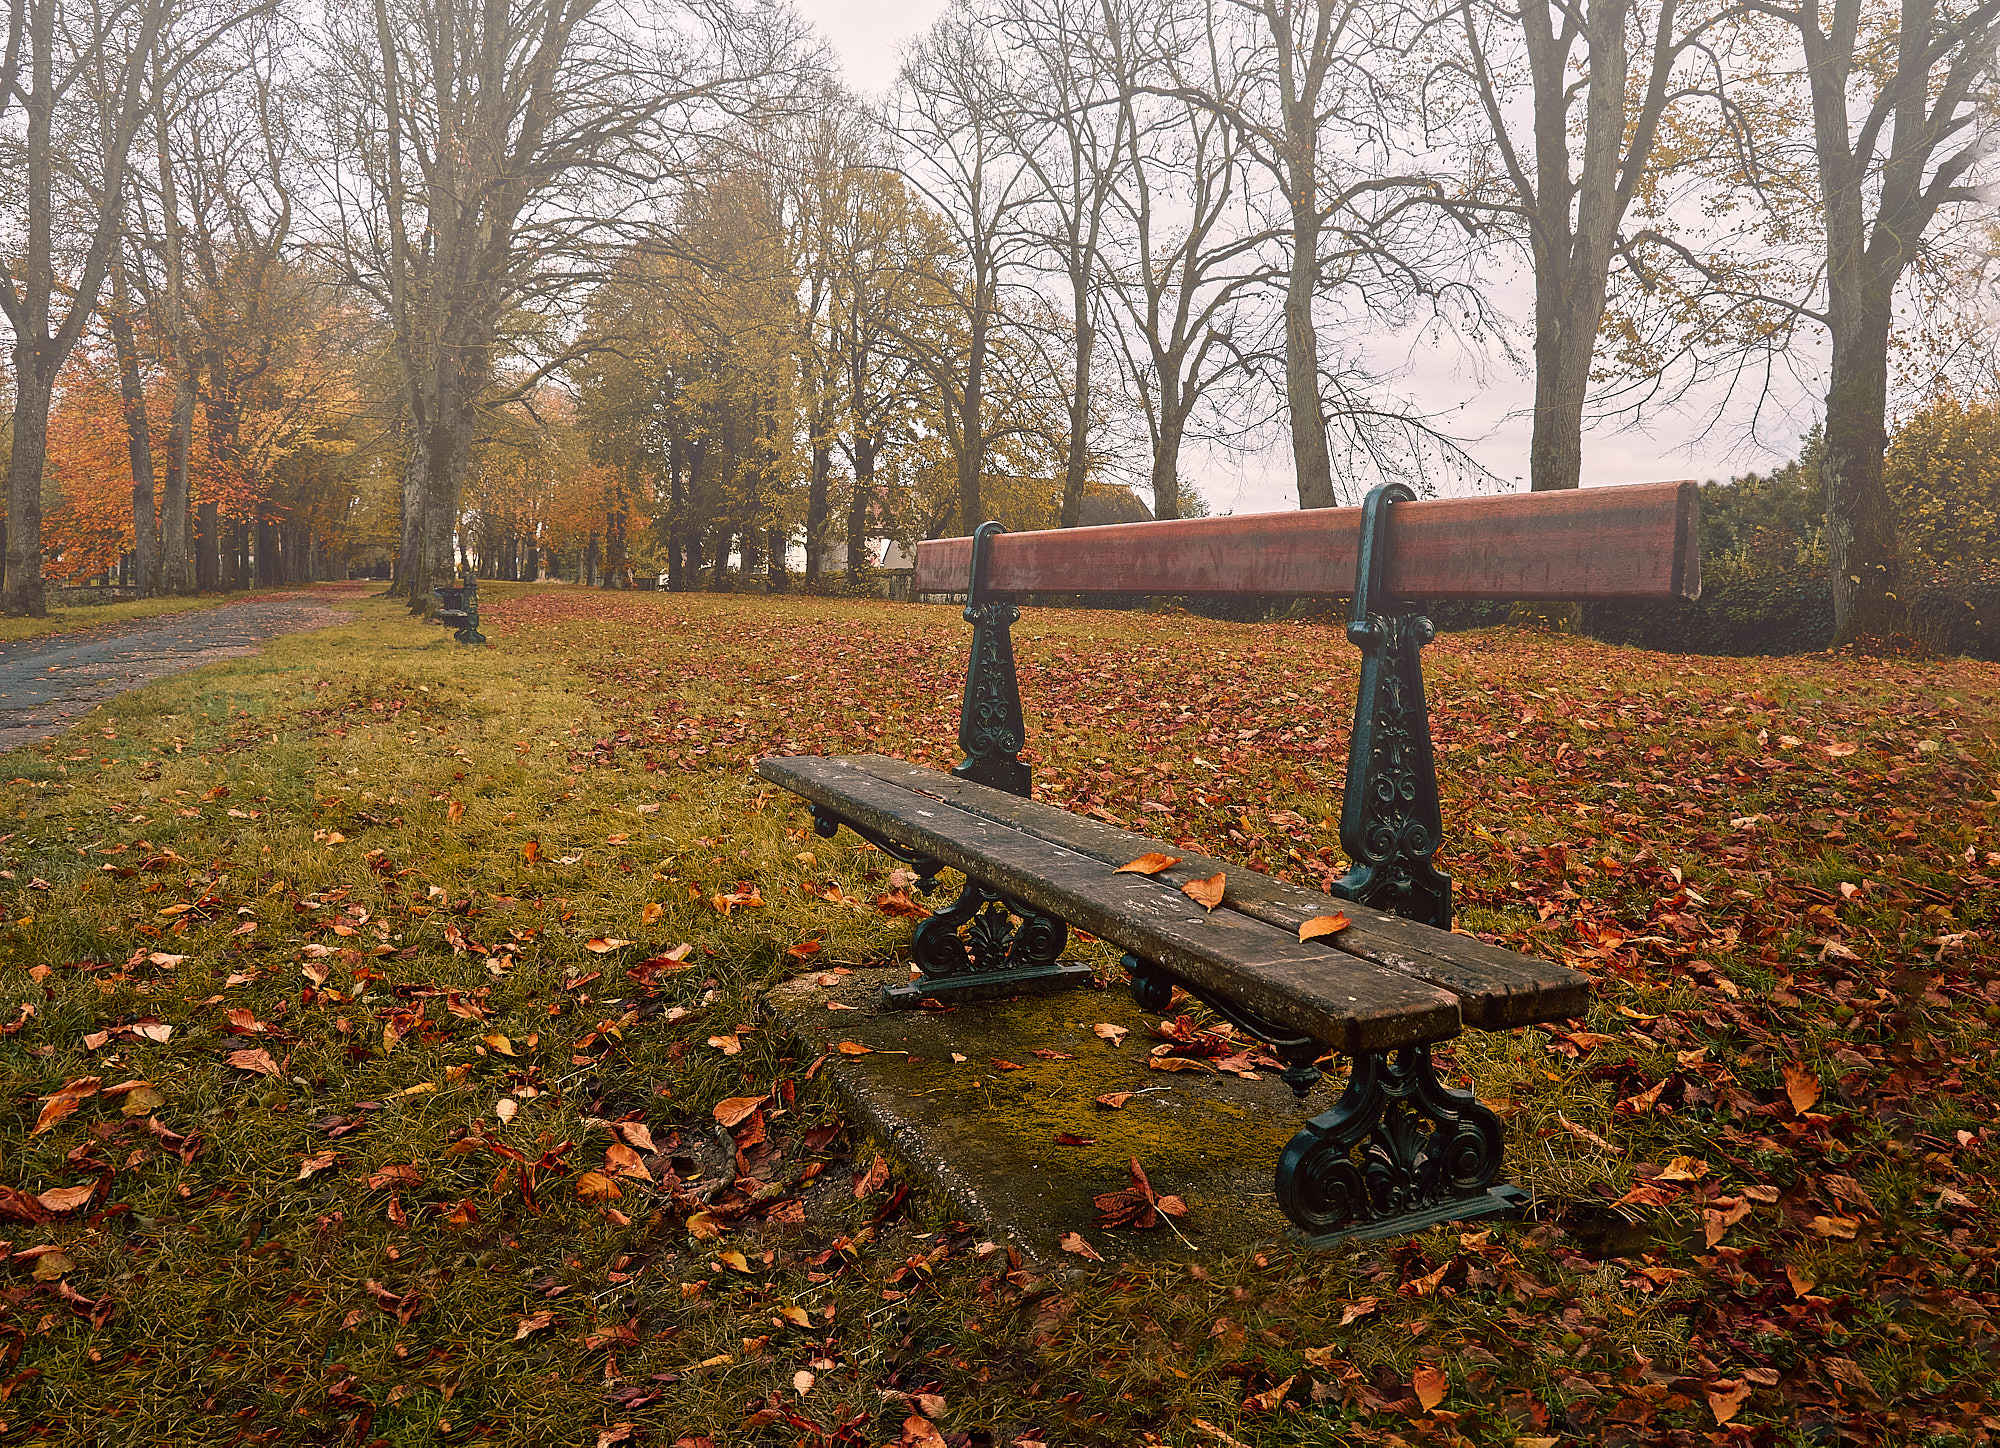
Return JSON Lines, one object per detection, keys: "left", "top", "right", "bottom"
{"left": 1100, "top": 0, "right": 1274, "bottom": 519}
{"left": 320, "top": 0, "right": 810, "bottom": 604}
{"left": 1756, "top": 0, "right": 1997, "bottom": 640}
{"left": 1432, "top": 0, "right": 1732, "bottom": 498}
{"left": 890, "top": 8, "right": 1043, "bottom": 532}
{"left": 986, "top": 0, "right": 1134, "bottom": 527}
{"left": 1175, "top": 0, "right": 1442, "bottom": 508}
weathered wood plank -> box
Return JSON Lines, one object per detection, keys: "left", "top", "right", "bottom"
{"left": 914, "top": 480, "right": 1699, "bottom": 602}
{"left": 757, "top": 754, "right": 1463, "bottom": 1052}
{"left": 819, "top": 755, "right": 1589, "bottom": 1029}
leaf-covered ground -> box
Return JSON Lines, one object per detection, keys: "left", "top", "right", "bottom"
{"left": 0, "top": 583, "right": 1995, "bottom": 1447}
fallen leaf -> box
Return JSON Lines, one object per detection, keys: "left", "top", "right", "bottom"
{"left": 1245, "top": 1374, "right": 1296, "bottom": 1411}
{"left": 1786, "top": 1262, "right": 1815, "bottom": 1296}
{"left": 1181, "top": 872, "right": 1225, "bottom": 910}
{"left": 515, "top": 1310, "right": 554, "bottom": 1339}
{"left": 495, "top": 1098, "right": 518, "bottom": 1125}
{"left": 714, "top": 1095, "right": 768, "bottom": 1128}
{"left": 366, "top": 1164, "right": 421, "bottom": 1190}
{"left": 1298, "top": 913, "right": 1350, "bottom": 941}
{"left": 483, "top": 1033, "right": 517, "bottom": 1056}
{"left": 1115, "top": 853, "right": 1180, "bottom": 875}
{"left": 1059, "top": 1232, "right": 1104, "bottom": 1262}
{"left": 605, "top": 1142, "right": 652, "bottom": 1181}
{"left": 793, "top": 1369, "right": 815, "bottom": 1395}
{"left": 32, "top": 1077, "right": 101, "bottom": 1136}
{"left": 118, "top": 1085, "right": 165, "bottom": 1116}
{"left": 1783, "top": 1060, "right": 1820, "bottom": 1114}
{"left": 717, "top": 1249, "right": 750, "bottom": 1273}
{"left": 1148, "top": 1055, "right": 1215, "bottom": 1073}
{"left": 1092, "top": 1023, "right": 1128, "bottom": 1046}
{"left": 1809, "top": 1214, "right": 1859, "bottom": 1240}
{"left": 1339, "top": 1296, "right": 1381, "bottom": 1326}
{"left": 854, "top": 1154, "right": 890, "bottom": 1199}
{"left": 585, "top": 938, "right": 635, "bottom": 953}
{"left": 1053, "top": 1132, "right": 1096, "bottom": 1146}
{"left": 29, "top": 1249, "right": 74, "bottom": 1281}
{"left": 833, "top": 1040, "right": 873, "bottom": 1056}
{"left": 1095, "top": 1091, "right": 1134, "bottom": 1109}
{"left": 1555, "top": 1113, "right": 1621, "bottom": 1154}
{"left": 37, "top": 1184, "right": 95, "bottom": 1213}
{"left": 1706, "top": 1380, "right": 1752, "bottom": 1424}
{"left": 574, "top": 1171, "right": 622, "bottom": 1202}
{"left": 297, "top": 1151, "right": 336, "bottom": 1180}
{"left": 707, "top": 1034, "right": 742, "bottom": 1056}
{"left": 1094, "top": 1158, "right": 1188, "bottom": 1229}
{"left": 226, "top": 1047, "right": 279, "bottom": 1077}
{"left": 1412, "top": 1364, "right": 1448, "bottom": 1411}
{"left": 900, "top": 1416, "right": 948, "bottom": 1448}
{"left": 1824, "top": 741, "right": 1857, "bottom": 757}
{"left": 610, "top": 1121, "right": 655, "bottom": 1153}
{"left": 1703, "top": 1197, "right": 1753, "bottom": 1247}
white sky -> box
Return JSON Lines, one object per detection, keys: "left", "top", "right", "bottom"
{"left": 791, "top": 0, "right": 1806, "bottom": 513}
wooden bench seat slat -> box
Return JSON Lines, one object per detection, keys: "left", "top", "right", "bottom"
{"left": 759, "top": 754, "right": 1465, "bottom": 1052}
{"left": 825, "top": 754, "right": 1588, "bottom": 1030}
{"left": 914, "top": 480, "right": 1699, "bottom": 603}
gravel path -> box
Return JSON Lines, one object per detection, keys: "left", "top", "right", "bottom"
{"left": 0, "top": 584, "right": 365, "bottom": 751}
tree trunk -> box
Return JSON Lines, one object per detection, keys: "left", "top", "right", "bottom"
{"left": 804, "top": 439, "right": 831, "bottom": 583}
{"left": 397, "top": 442, "right": 426, "bottom": 606}
{"left": 107, "top": 257, "right": 157, "bottom": 596}
{"left": 1823, "top": 292, "right": 1901, "bottom": 642}
{"left": 846, "top": 434, "right": 878, "bottom": 582}
{"left": 1060, "top": 290, "right": 1094, "bottom": 529}
{"left": 1284, "top": 193, "right": 1336, "bottom": 509}
{"left": 767, "top": 525, "right": 786, "bottom": 591}
{"left": 196, "top": 501, "right": 219, "bottom": 591}
{"left": 3, "top": 365, "right": 53, "bottom": 617}
{"left": 956, "top": 310, "right": 987, "bottom": 530}
{"left": 1527, "top": 281, "right": 1594, "bottom": 495}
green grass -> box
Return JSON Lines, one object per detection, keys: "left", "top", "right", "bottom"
{"left": 0, "top": 583, "right": 1995, "bottom": 1446}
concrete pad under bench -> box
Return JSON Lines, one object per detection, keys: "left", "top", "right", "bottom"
{"left": 767, "top": 966, "right": 1334, "bottom": 1264}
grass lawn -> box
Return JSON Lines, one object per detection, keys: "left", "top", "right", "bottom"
{"left": 0, "top": 582, "right": 1995, "bottom": 1447}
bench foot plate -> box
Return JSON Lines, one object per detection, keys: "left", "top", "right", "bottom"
{"left": 1291, "top": 1184, "right": 1528, "bottom": 1247}
{"left": 881, "top": 960, "right": 1097, "bottom": 1009}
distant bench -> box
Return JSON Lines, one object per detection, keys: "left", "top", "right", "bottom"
{"left": 759, "top": 481, "right": 1700, "bottom": 1241}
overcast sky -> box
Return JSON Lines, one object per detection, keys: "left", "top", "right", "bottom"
{"left": 790, "top": 0, "right": 1807, "bottom": 513}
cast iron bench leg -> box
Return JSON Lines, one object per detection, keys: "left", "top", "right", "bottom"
{"left": 1127, "top": 951, "right": 1524, "bottom": 1240}
{"left": 1274, "top": 1044, "right": 1526, "bottom": 1243}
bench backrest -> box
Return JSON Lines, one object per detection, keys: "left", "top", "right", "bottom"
{"left": 914, "top": 479, "right": 1700, "bottom": 603}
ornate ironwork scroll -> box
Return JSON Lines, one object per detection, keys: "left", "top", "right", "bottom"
{"left": 1329, "top": 483, "right": 1451, "bottom": 930}
{"left": 1274, "top": 1045, "right": 1524, "bottom": 1241}
{"left": 1124, "top": 955, "right": 1327, "bottom": 1099}
{"left": 811, "top": 805, "right": 943, "bottom": 894}
{"left": 879, "top": 876, "right": 1090, "bottom": 1008}
{"left": 953, "top": 522, "right": 1031, "bottom": 798}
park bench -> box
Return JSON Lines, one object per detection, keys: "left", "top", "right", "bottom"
{"left": 758, "top": 480, "right": 1699, "bottom": 1242}
{"left": 432, "top": 575, "right": 486, "bottom": 645}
